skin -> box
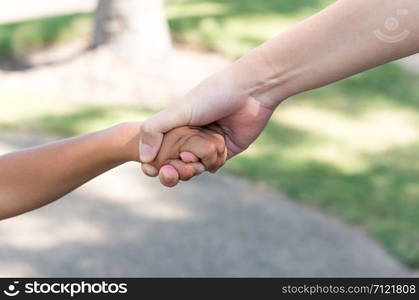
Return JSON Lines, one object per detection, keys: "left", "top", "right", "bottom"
{"left": 149, "top": 126, "right": 227, "bottom": 186}
{"left": 140, "top": 0, "right": 419, "bottom": 187}
{"left": 0, "top": 123, "right": 225, "bottom": 220}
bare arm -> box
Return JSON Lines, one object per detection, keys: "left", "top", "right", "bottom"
{"left": 0, "top": 123, "right": 140, "bottom": 220}
{"left": 234, "top": 0, "right": 419, "bottom": 107}
{"left": 140, "top": 0, "right": 419, "bottom": 186}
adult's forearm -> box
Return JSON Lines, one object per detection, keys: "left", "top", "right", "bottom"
{"left": 0, "top": 122, "right": 140, "bottom": 220}
{"left": 229, "top": 0, "right": 419, "bottom": 108}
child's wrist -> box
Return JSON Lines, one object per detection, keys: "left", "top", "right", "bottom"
{"left": 105, "top": 122, "right": 141, "bottom": 163}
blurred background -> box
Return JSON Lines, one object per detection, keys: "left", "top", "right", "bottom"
{"left": 0, "top": 0, "right": 418, "bottom": 276}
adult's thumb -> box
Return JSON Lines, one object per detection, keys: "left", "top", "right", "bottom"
{"left": 139, "top": 107, "right": 187, "bottom": 163}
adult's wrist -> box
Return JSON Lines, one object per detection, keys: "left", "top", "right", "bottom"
{"left": 226, "top": 45, "right": 293, "bottom": 109}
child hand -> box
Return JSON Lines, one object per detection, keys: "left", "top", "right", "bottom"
{"left": 147, "top": 126, "right": 227, "bottom": 187}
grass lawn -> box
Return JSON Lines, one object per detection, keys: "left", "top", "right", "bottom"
{"left": 2, "top": 0, "right": 419, "bottom": 268}
{"left": 0, "top": 0, "right": 334, "bottom": 59}
{"left": 0, "top": 13, "right": 91, "bottom": 58}
{"left": 167, "top": 0, "right": 334, "bottom": 58}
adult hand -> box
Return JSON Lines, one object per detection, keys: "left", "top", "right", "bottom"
{"left": 140, "top": 0, "right": 419, "bottom": 188}
{"left": 139, "top": 68, "right": 276, "bottom": 187}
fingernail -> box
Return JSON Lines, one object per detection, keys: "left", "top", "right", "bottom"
{"left": 140, "top": 144, "right": 153, "bottom": 162}
{"left": 162, "top": 165, "right": 177, "bottom": 178}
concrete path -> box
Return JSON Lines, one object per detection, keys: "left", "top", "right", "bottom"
{"left": 0, "top": 132, "right": 408, "bottom": 277}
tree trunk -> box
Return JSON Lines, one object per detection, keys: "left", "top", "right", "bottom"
{"left": 93, "top": 0, "right": 172, "bottom": 60}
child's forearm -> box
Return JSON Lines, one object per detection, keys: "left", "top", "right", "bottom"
{"left": 0, "top": 122, "right": 140, "bottom": 220}
{"left": 228, "top": 0, "right": 419, "bottom": 108}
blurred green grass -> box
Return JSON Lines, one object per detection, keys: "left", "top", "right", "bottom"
{"left": 0, "top": 0, "right": 334, "bottom": 59}
{"left": 167, "top": 0, "right": 334, "bottom": 58}
{"left": 1, "top": 0, "right": 419, "bottom": 268}
{"left": 0, "top": 95, "right": 152, "bottom": 134}
{"left": 0, "top": 13, "right": 91, "bottom": 58}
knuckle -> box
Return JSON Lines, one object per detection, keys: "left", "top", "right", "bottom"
{"left": 214, "top": 133, "right": 225, "bottom": 144}
{"left": 205, "top": 143, "right": 217, "bottom": 155}
{"left": 217, "top": 143, "right": 226, "bottom": 154}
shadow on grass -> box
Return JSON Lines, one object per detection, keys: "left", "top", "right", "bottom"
{"left": 168, "top": 0, "right": 333, "bottom": 57}
{"left": 37, "top": 106, "right": 113, "bottom": 135}
{"left": 175, "top": 0, "right": 332, "bottom": 17}
{"left": 295, "top": 63, "right": 419, "bottom": 114}
{"left": 38, "top": 106, "right": 154, "bottom": 136}
{"left": 0, "top": 13, "right": 92, "bottom": 69}
{"left": 0, "top": 105, "right": 152, "bottom": 136}
{"left": 226, "top": 118, "right": 419, "bottom": 267}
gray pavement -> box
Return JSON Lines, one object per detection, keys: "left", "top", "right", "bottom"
{"left": 0, "top": 132, "right": 409, "bottom": 277}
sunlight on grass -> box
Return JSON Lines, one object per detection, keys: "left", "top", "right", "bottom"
{"left": 1, "top": 94, "right": 75, "bottom": 124}
{"left": 166, "top": 2, "right": 230, "bottom": 19}
{"left": 272, "top": 104, "right": 419, "bottom": 172}
{"left": 0, "top": 0, "right": 330, "bottom": 59}
{"left": 0, "top": 13, "right": 92, "bottom": 58}
{"left": 166, "top": 0, "right": 333, "bottom": 58}
{"left": 0, "top": 94, "right": 151, "bottom": 135}
{"left": 169, "top": 12, "right": 297, "bottom": 57}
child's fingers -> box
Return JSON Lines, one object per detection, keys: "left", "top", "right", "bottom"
{"left": 168, "top": 159, "right": 195, "bottom": 181}
{"left": 210, "top": 133, "right": 228, "bottom": 173}
{"left": 169, "top": 160, "right": 205, "bottom": 181}
{"left": 202, "top": 128, "right": 227, "bottom": 172}
{"left": 211, "top": 147, "right": 228, "bottom": 173}
{"left": 200, "top": 149, "right": 219, "bottom": 173}
{"left": 159, "top": 165, "right": 179, "bottom": 187}
{"left": 180, "top": 152, "right": 199, "bottom": 163}
{"left": 206, "top": 128, "right": 227, "bottom": 154}
{"left": 196, "top": 139, "right": 219, "bottom": 172}
{"left": 181, "top": 136, "right": 219, "bottom": 172}
{"left": 202, "top": 134, "right": 226, "bottom": 172}
{"left": 189, "top": 162, "right": 206, "bottom": 176}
